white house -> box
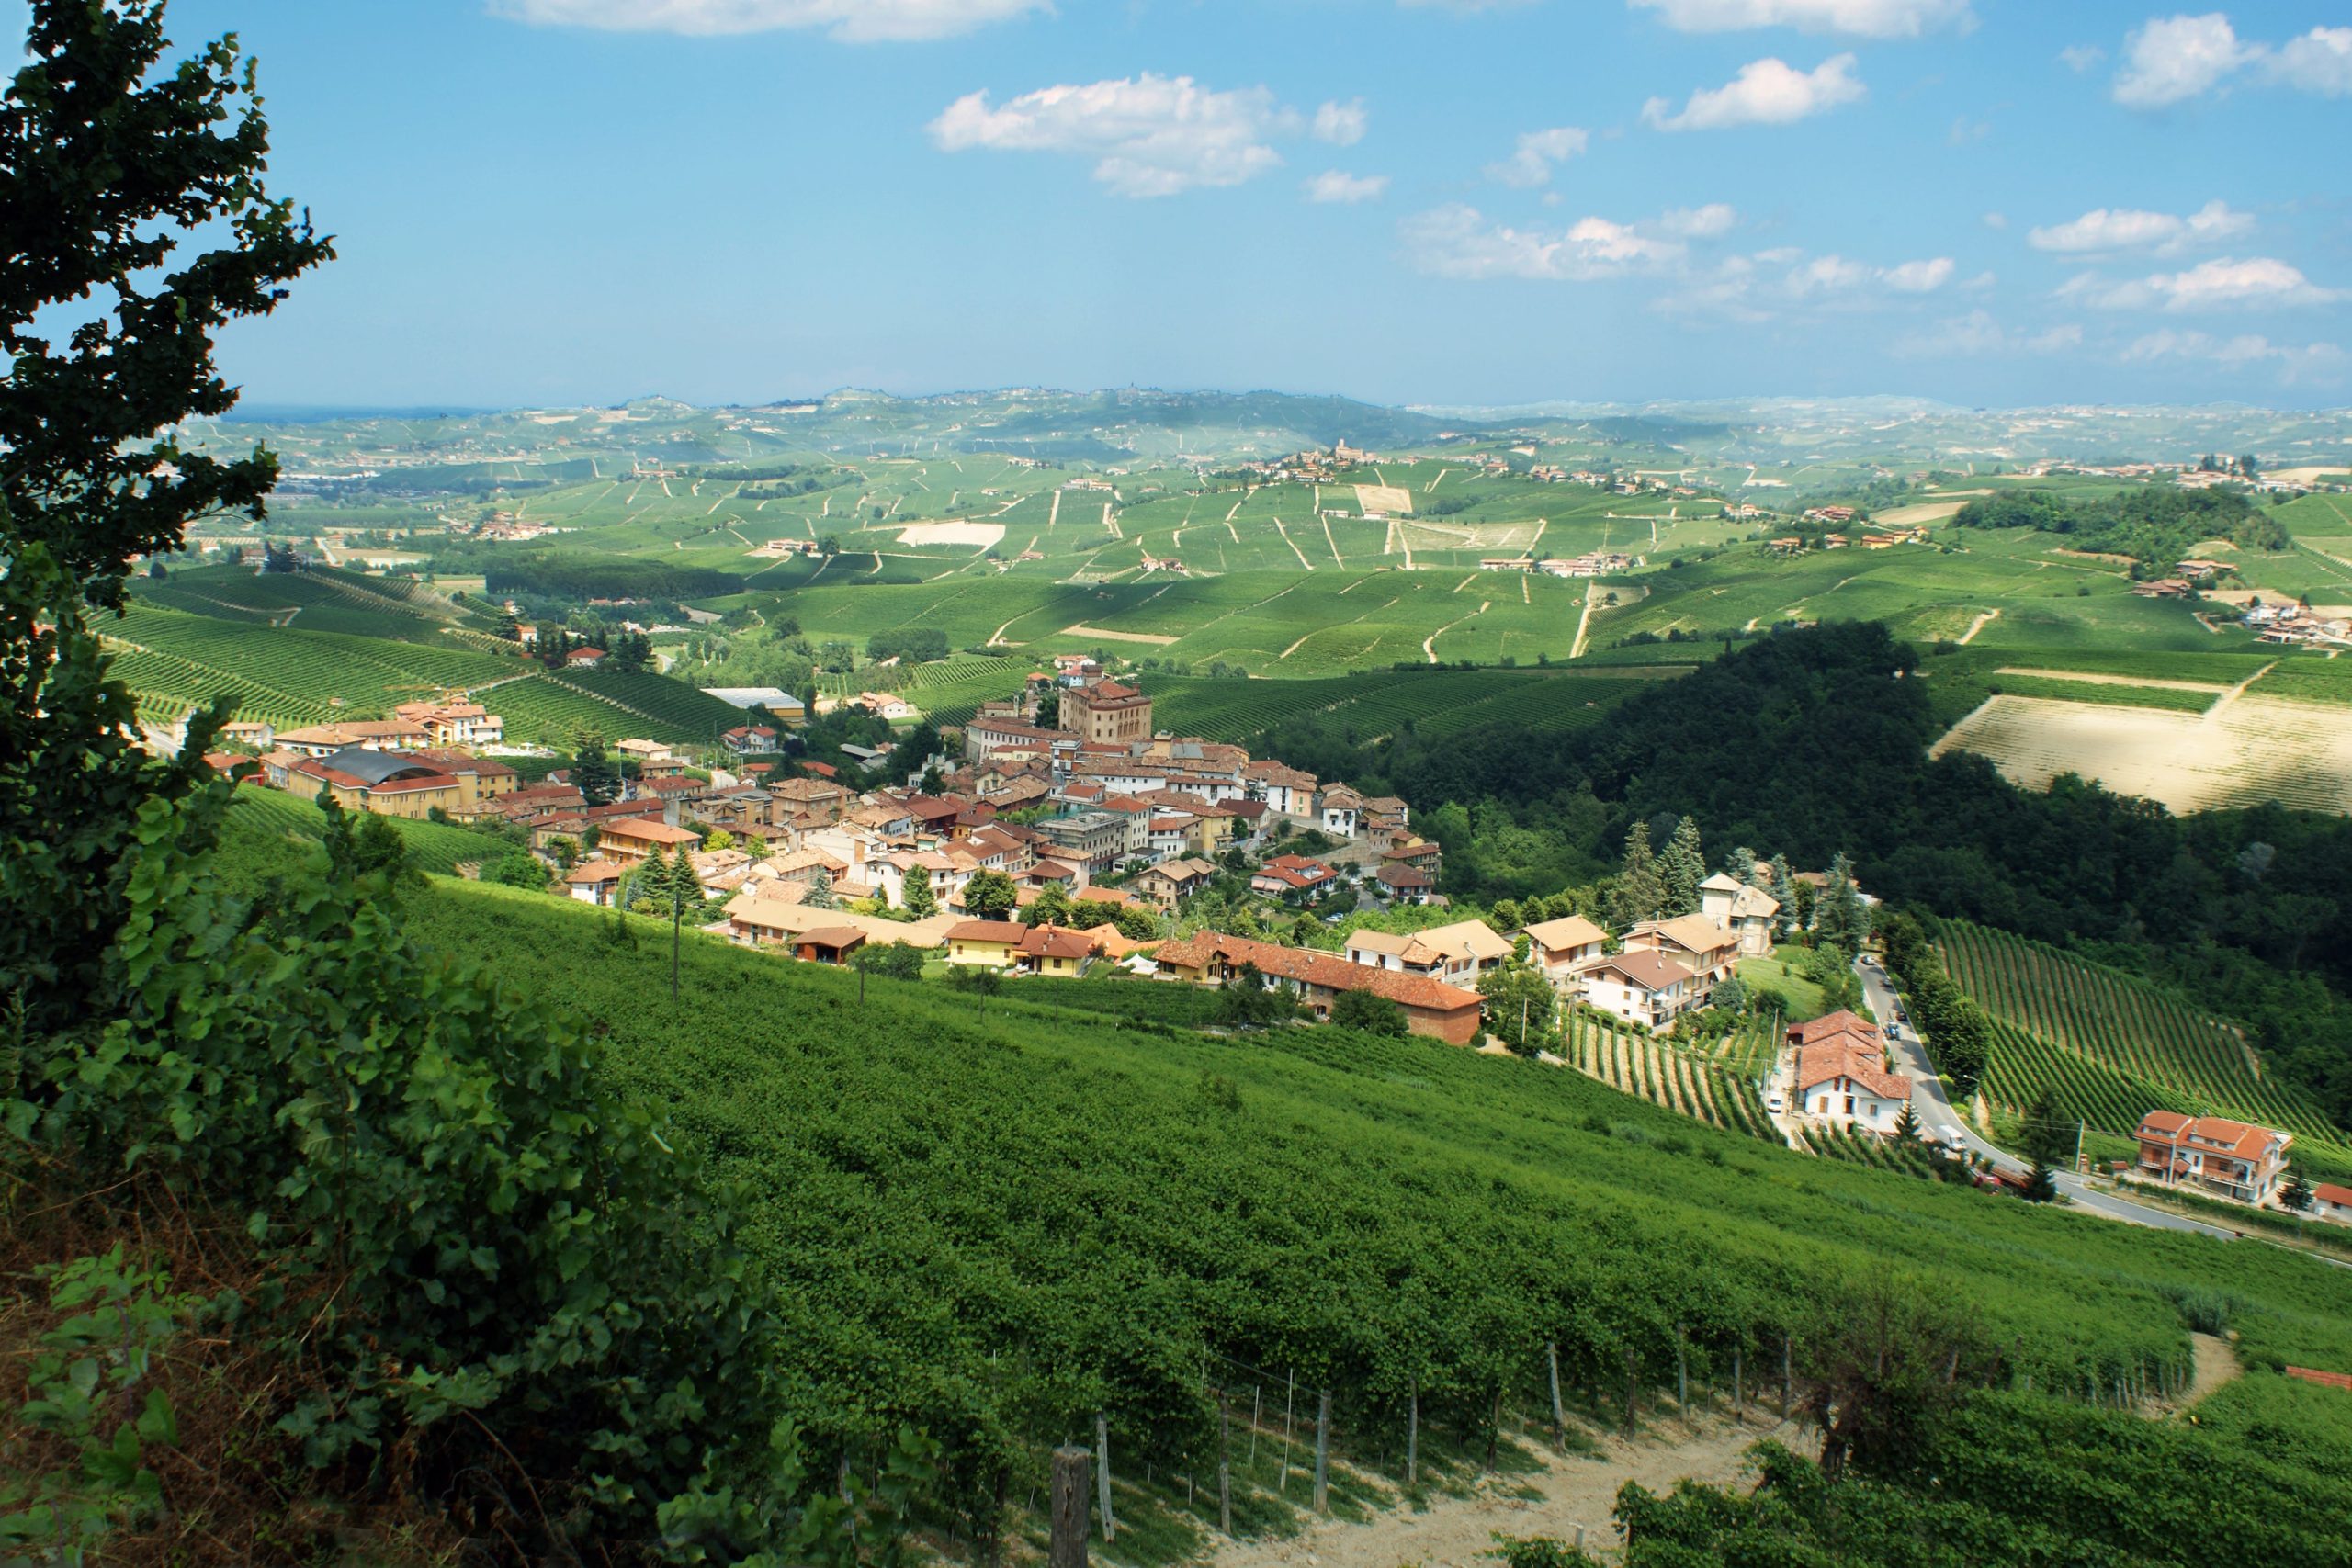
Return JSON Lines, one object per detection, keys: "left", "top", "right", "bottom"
{"left": 1579, "top": 951, "right": 1696, "bottom": 1029}
{"left": 1343, "top": 919, "right": 1511, "bottom": 986}
{"left": 1523, "top": 914, "right": 1607, "bottom": 981}
{"left": 1316, "top": 784, "right": 1363, "bottom": 839}
{"left": 1794, "top": 1039, "right": 1912, "bottom": 1135}
{"left": 2312, "top": 1182, "right": 2352, "bottom": 1225}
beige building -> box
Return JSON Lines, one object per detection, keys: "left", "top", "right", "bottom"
{"left": 1059, "top": 679, "right": 1154, "bottom": 744}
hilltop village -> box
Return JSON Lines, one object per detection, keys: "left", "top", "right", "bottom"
{"left": 202, "top": 654, "right": 2340, "bottom": 1232}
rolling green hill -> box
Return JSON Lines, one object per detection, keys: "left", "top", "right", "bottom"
{"left": 1942, "top": 920, "right": 2352, "bottom": 1179}
{"left": 371, "top": 862, "right": 2352, "bottom": 1561}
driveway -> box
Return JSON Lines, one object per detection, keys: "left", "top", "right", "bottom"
{"left": 1853, "top": 956, "right": 2239, "bottom": 1238}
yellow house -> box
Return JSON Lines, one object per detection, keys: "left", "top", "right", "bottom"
{"left": 944, "top": 919, "right": 1026, "bottom": 969}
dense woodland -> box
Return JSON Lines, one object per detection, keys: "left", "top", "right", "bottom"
{"left": 1951, "top": 484, "right": 2290, "bottom": 569}
{"left": 1261, "top": 622, "right": 2352, "bottom": 1124}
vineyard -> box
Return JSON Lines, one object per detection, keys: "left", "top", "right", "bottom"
{"left": 359, "top": 871, "right": 2352, "bottom": 1565}
{"left": 223, "top": 783, "right": 514, "bottom": 876}
{"left": 1558, "top": 1007, "right": 1780, "bottom": 1142}
{"left": 1940, "top": 921, "right": 2352, "bottom": 1179}
{"left": 1145, "top": 667, "right": 1665, "bottom": 746}
{"left": 100, "top": 603, "right": 741, "bottom": 747}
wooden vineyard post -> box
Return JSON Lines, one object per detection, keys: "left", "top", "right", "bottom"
{"left": 1314, "top": 1391, "right": 1331, "bottom": 1516}
{"left": 1281, "top": 1373, "right": 1295, "bottom": 1496}
{"left": 1050, "top": 1446, "right": 1091, "bottom": 1568}
{"left": 1547, "top": 1341, "right": 1566, "bottom": 1449}
{"left": 1096, "top": 1412, "right": 1115, "bottom": 1542}
{"left": 1623, "top": 1348, "right": 1637, "bottom": 1438}
{"left": 1217, "top": 1389, "right": 1234, "bottom": 1537}
{"left": 1407, "top": 1377, "right": 1419, "bottom": 1487}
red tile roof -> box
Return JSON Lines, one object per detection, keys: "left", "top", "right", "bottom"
{"left": 1153, "top": 931, "right": 1482, "bottom": 1014}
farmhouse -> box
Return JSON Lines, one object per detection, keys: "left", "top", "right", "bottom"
{"left": 1250, "top": 854, "right": 1340, "bottom": 900}
{"left": 1134, "top": 856, "right": 1219, "bottom": 910}
{"left": 1794, "top": 1033, "right": 1911, "bottom": 1135}
{"left": 1622, "top": 913, "right": 1741, "bottom": 990}
{"left": 1150, "top": 931, "right": 1486, "bottom": 1045}
{"left": 593, "top": 816, "right": 706, "bottom": 865}
{"left": 391, "top": 699, "right": 504, "bottom": 749}
{"left": 1579, "top": 951, "right": 1697, "bottom": 1029}
{"left": 566, "top": 859, "right": 626, "bottom": 906}
{"left": 2135, "top": 1111, "right": 2293, "bottom": 1204}
{"left": 1698, "top": 874, "right": 1781, "bottom": 956}
{"left": 1342, "top": 919, "right": 1510, "bottom": 986}
{"left": 564, "top": 646, "right": 607, "bottom": 669}
{"left": 1523, "top": 914, "right": 1607, "bottom": 979}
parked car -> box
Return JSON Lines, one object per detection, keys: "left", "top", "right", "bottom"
{"left": 1765, "top": 1091, "right": 1787, "bottom": 1113}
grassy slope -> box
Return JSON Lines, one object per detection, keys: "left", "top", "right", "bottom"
{"left": 392, "top": 874, "right": 2352, "bottom": 1399}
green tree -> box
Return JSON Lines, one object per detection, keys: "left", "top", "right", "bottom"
{"left": 1659, "top": 815, "right": 1706, "bottom": 916}
{"left": 0, "top": 1, "right": 332, "bottom": 608}
{"left": 904, "top": 864, "right": 938, "bottom": 917}
{"left": 2281, "top": 1169, "right": 2315, "bottom": 1213}
{"left": 2018, "top": 1086, "right": 2075, "bottom": 1168}
{"left": 964, "top": 869, "right": 1019, "bottom": 919}
{"left": 1611, "top": 821, "right": 1668, "bottom": 927}
{"left": 2021, "top": 1161, "right": 2059, "bottom": 1203}
{"left": 1724, "top": 843, "right": 1758, "bottom": 881}
{"left": 571, "top": 728, "right": 620, "bottom": 805}
{"left": 485, "top": 850, "right": 548, "bottom": 889}
{"left": 803, "top": 873, "right": 840, "bottom": 911}
{"left": 1814, "top": 852, "right": 1866, "bottom": 952}
{"left": 1029, "top": 879, "right": 1075, "bottom": 928}
{"left": 1894, "top": 1099, "right": 1920, "bottom": 1143}
{"left": 1330, "top": 987, "right": 1408, "bottom": 1037}
{"left": 1478, "top": 960, "right": 1557, "bottom": 1056}
{"left": 854, "top": 942, "right": 927, "bottom": 981}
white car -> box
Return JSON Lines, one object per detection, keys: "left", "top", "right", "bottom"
{"left": 1765, "top": 1091, "right": 1787, "bottom": 1114}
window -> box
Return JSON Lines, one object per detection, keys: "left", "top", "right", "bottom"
{"left": 1843, "top": 1095, "right": 1855, "bottom": 1114}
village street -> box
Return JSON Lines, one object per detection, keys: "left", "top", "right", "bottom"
{"left": 1853, "top": 957, "right": 2240, "bottom": 1238}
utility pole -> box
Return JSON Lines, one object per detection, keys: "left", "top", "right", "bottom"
{"left": 2075, "top": 1119, "right": 2085, "bottom": 1177}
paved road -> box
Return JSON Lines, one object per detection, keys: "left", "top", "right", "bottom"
{"left": 1853, "top": 957, "right": 2240, "bottom": 1238}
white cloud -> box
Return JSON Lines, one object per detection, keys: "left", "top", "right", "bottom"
{"left": 1786, "top": 252, "right": 1954, "bottom": 297}
{"left": 2059, "top": 43, "right": 2106, "bottom": 73}
{"left": 490, "top": 0, "right": 1044, "bottom": 41}
{"left": 1306, "top": 170, "right": 1389, "bottom": 204}
{"left": 1894, "top": 310, "right": 2082, "bottom": 357}
{"left": 2112, "top": 13, "right": 2256, "bottom": 107}
{"left": 1882, "top": 257, "right": 1957, "bottom": 292}
{"left": 2121, "top": 329, "right": 2346, "bottom": 379}
{"left": 1982, "top": 211, "right": 2008, "bottom": 230}
{"left": 1628, "top": 0, "right": 1970, "bottom": 38}
{"left": 2270, "top": 26, "right": 2352, "bottom": 96}
{"left": 1400, "top": 203, "right": 1700, "bottom": 281}
{"left": 929, "top": 74, "right": 1300, "bottom": 197}
{"left": 1485, "top": 127, "right": 1589, "bottom": 186}
{"left": 1643, "top": 54, "right": 1864, "bottom": 130}
{"left": 2063, "top": 256, "right": 2343, "bottom": 311}
{"left": 2107, "top": 15, "right": 2352, "bottom": 106}
{"left": 1313, "top": 98, "right": 1369, "bottom": 146}
{"left": 1657, "top": 203, "right": 1739, "bottom": 239}
{"left": 2026, "top": 199, "right": 2252, "bottom": 256}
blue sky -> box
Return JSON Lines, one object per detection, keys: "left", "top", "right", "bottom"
{"left": 51, "top": 1, "right": 2352, "bottom": 410}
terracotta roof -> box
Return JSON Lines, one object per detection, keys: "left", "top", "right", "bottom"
{"left": 1525, "top": 915, "right": 1606, "bottom": 951}
{"left": 2316, "top": 1183, "right": 2352, "bottom": 1207}
{"left": 1377, "top": 863, "right": 1434, "bottom": 889}
{"left": 797, "top": 925, "right": 866, "bottom": 950}
{"left": 598, "top": 818, "right": 704, "bottom": 845}
{"left": 566, "top": 858, "right": 625, "bottom": 884}
{"left": 1795, "top": 1040, "right": 1910, "bottom": 1101}
{"left": 1587, "top": 951, "right": 1691, "bottom": 992}
{"left": 1020, "top": 926, "right": 1095, "bottom": 960}
{"left": 1629, "top": 913, "right": 1739, "bottom": 957}
{"left": 1153, "top": 931, "right": 1483, "bottom": 1014}
{"left": 945, "top": 920, "right": 1028, "bottom": 944}
{"left": 1790, "top": 1010, "right": 1880, "bottom": 1045}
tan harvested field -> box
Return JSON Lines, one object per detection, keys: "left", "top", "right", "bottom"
{"left": 1354, "top": 482, "right": 1413, "bottom": 515}
{"left": 1877, "top": 501, "right": 1969, "bottom": 525}
{"left": 1995, "top": 666, "right": 2230, "bottom": 694}
{"left": 1932, "top": 694, "right": 2352, "bottom": 814}
{"left": 2267, "top": 466, "right": 2352, "bottom": 485}
{"left": 896, "top": 520, "right": 1005, "bottom": 548}
{"left": 1058, "top": 622, "right": 1177, "bottom": 645}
